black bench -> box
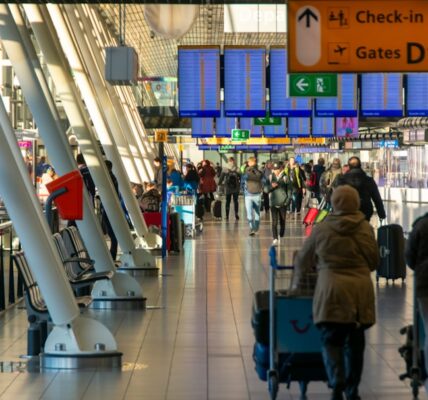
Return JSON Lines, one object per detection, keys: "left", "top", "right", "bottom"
{"left": 52, "top": 233, "right": 113, "bottom": 291}
{"left": 13, "top": 252, "right": 92, "bottom": 356}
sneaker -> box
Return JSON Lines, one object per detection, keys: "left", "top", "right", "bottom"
{"left": 249, "top": 231, "right": 255, "bottom": 237}
{"left": 272, "top": 239, "right": 278, "bottom": 246}
{"left": 253, "top": 230, "right": 259, "bottom": 235}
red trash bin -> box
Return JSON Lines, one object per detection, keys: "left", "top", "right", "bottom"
{"left": 46, "top": 170, "right": 84, "bottom": 220}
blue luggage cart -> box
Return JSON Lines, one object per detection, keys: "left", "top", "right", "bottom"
{"left": 266, "top": 246, "right": 327, "bottom": 400}
{"left": 172, "top": 193, "right": 202, "bottom": 238}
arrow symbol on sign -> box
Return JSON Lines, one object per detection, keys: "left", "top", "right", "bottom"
{"left": 298, "top": 8, "right": 319, "bottom": 28}
{"left": 296, "top": 78, "right": 309, "bottom": 92}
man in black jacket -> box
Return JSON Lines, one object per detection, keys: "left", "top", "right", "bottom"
{"left": 337, "top": 157, "right": 386, "bottom": 221}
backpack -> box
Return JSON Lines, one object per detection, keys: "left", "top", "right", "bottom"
{"left": 307, "top": 171, "right": 317, "bottom": 188}
{"left": 226, "top": 171, "right": 239, "bottom": 188}
{"left": 246, "top": 167, "right": 263, "bottom": 194}
{"left": 140, "top": 191, "right": 160, "bottom": 212}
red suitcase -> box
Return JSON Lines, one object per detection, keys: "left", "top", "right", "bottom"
{"left": 303, "top": 208, "right": 320, "bottom": 226}
{"left": 143, "top": 212, "right": 171, "bottom": 250}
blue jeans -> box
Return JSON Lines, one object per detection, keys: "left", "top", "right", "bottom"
{"left": 245, "top": 194, "right": 261, "bottom": 232}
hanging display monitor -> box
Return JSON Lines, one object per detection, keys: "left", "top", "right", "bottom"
{"left": 191, "top": 118, "right": 214, "bottom": 138}
{"left": 336, "top": 117, "right": 359, "bottom": 138}
{"left": 240, "top": 118, "right": 263, "bottom": 137}
{"left": 215, "top": 103, "right": 236, "bottom": 138}
{"left": 224, "top": 46, "right": 266, "bottom": 117}
{"left": 178, "top": 46, "right": 221, "bottom": 117}
{"left": 406, "top": 74, "right": 428, "bottom": 117}
{"left": 269, "top": 47, "right": 311, "bottom": 117}
{"left": 361, "top": 73, "right": 403, "bottom": 117}
{"left": 264, "top": 119, "right": 286, "bottom": 138}
{"left": 287, "top": 118, "right": 310, "bottom": 138}
{"left": 312, "top": 117, "right": 335, "bottom": 137}
{"left": 315, "top": 75, "right": 358, "bottom": 117}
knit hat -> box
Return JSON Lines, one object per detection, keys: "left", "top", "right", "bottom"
{"left": 331, "top": 185, "right": 360, "bottom": 213}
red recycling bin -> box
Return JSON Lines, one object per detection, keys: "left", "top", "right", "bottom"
{"left": 46, "top": 170, "right": 84, "bottom": 220}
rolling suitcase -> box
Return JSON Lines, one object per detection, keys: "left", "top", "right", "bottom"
{"left": 303, "top": 208, "right": 319, "bottom": 226}
{"left": 212, "top": 199, "right": 222, "bottom": 220}
{"left": 169, "top": 212, "right": 183, "bottom": 253}
{"left": 377, "top": 223, "right": 406, "bottom": 283}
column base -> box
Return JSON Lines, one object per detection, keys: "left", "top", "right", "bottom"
{"left": 40, "top": 351, "right": 122, "bottom": 369}
{"left": 90, "top": 297, "right": 146, "bottom": 310}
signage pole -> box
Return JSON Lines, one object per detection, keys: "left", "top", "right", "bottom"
{"left": 160, "top": 144, "right": 168, "bottom": 259}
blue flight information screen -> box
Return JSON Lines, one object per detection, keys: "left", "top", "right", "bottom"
{"left": 312, "top": 117, "right": 335, "bottom": 137}
{"left": 315, "top": 75, "right": 357, "bottom": 117}
{"left": 287, "top": 118, "right": 311, "bottom": 138}
{"left": 264, "top": 119, "right": 286, "bottom": 138}
{"left": 224, "top": 47, "right": 266, "bottom": 117}
{"left": 240, "top": 118, "right": 263, "bottom": 137}
{"left": 178, "top": 46, "right": 220, "bottom": 117}
{"left": 406, "top": 74, "right": 428, "bottom": 117}
{"left": 361, "top": 73, "right": 403, "bottom": 117}
{"left": 269, "top": 48, "right": 311, "bottom": 117}
{"left": 191, "top": 118, "right": 214, "bottom": 138}
{"left": 215, "top": 103, "right": 236, "bottom": 138}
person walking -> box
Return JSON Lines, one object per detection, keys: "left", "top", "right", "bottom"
{"left": 406, "top": 212, "right": 428, "bottom": 393}
{"left": 320, "top": 158, "right": 343, "bottom": 205}
{"left": 261, "top": 161, "right": 272, "bottom": 213}
{"left": 312, "top": 158, "right": 326, "bottom": 202}
{"left": 266, "top": 162, "right": 291, "bottom": 246}
{"left": 241, "top": 157, "right": 264, "bottom": 236}
{"left": 284, "top": 157, "right": 306, "bottom": 215}
{"left": 337, "top": 156, "right": 386, "bottom": 222}
{"left": 218, "top": 157, "right": 240, "bottom": 221}
{"left": 292, "top": 185, "right": 379, "bottom": 400}
{"left": 198, "top": 160, "right": 217, "bottom": 212}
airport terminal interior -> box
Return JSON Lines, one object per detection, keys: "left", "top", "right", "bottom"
{"left": 0, "top": 2, "right": 427, "bottom": 400}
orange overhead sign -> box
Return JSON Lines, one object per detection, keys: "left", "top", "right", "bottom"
{"left": 288, "top": 0, "right": 428, "bottom": 72}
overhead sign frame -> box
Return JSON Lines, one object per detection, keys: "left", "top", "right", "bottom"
{"left": 288, "top": 0, "right": 428, "bottom": 72}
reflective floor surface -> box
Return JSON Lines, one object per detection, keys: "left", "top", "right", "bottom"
{"left": 0, "top": 201, "right": 426, "bottom": 399}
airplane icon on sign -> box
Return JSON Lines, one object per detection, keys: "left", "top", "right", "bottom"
{"left": 334, "top": 44, "right": 347, "bottom": 55}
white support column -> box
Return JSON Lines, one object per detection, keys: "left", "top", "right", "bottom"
{"left": 0, "top": 76, "right": 120, "bottom": 367}
{"left": 21, "top": 6, "right": 155, "bottom": 294}
{"left": 0, "top": 5, "right": 119, "bottom": 274}
{"left": 47, "top": 5, "right": 160, "bottom": 252}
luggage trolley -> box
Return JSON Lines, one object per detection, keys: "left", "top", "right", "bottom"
{"left": 265, "top": 246, "right": 327, "bottom": 400}
{"left": 171, "top": 193, "right": 202, "bottom": 238}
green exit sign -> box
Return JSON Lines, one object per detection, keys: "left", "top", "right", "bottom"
{"left": 289, "top": 74, "right": 337, "bottom": 97}
{"left": 254, "top": 115, "right": 281, "bottom": 126}
{"left": 231, "top": 129, "right": 250, "bottom": 141}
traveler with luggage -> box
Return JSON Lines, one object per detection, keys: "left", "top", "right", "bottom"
{"left": 311, "top": 158, "right": 326, "bottom": 202}
{"left": 284, "top": 157, "right": 306, "bottom": 215}
{"left": 241, "top": 157, "right": 264, "bottom": 236}
{"left": 139, "top": 181, "right": 161, "bottom": 212}
{"left": 292, "top": 185, "right": 379, "bottom": 400}
{"left": 320, "top": 158, "right": 343, "bottom": 204}
{"left": 406, "top": 212, "right": 428, "bottom": 393}
{"left": 337, "top": 156, "right": 386, "bottom": 222}
{"left": 218, "top": 157, "right": 240, "bottom": 221}
{"left": 266, "top": 162, "right": 291, "bottom": 246}
{"left": 198, "top": 160, "right": 217, "bottom": 212}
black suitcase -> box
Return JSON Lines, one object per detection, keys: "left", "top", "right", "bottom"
{"left": 377, "top": 224, "right": 406, "bottom": 282}
{"left": 212, "top": 199, "right": 222, "bottom": 220}
{"left": 169, "top": 212, "right": 183, "bottom": 253}
{"left": 251, "top": 290, "right": 270, "bottom": 346}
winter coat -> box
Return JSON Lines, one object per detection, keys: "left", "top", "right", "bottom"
{"left": 337, "top": 168, "right": 386, "bottom": 221}
{"left": 219, "top": 166, "right": 240, "bottom": 195}
{"left": 293, "top": 211, "right": 379, "bottom": 326}
{"left": 284, "top": 166, "right": 306, "bottom": 192}
{"left": 183, "top": 169, "right": 200, "bottom": 194}
{"left": 168, "top": 169, "right": 183, "bottom": 190}
{"left": 406, "top": 213, "right": 428, "bottom": 298}
{"left": 198, "top": 165, "right": 217, "bottom": 194}
{"left": 320, "top": 168, "right": 342, "bottom": 202}
{"left": 312, "top": 164, "right": 326, "bottom": 192}
{"left": 267, "top": 172, "right": 291, "bottom": 208}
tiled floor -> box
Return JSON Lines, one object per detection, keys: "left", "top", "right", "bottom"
{"left": 0, "top": 201, "right": 427, "bottom": 399}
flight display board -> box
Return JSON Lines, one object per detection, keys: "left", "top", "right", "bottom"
{"left": 312, "top": 117, "right": 335, "bottom": 137}
{"left": 264, "top": 118, "right": 286, "bottom": 138}
{"left": 336, "top": 117, "right": 359, "bottom": 138}
{"left": 361, "top": 73, "right": 403, "bottom": 117}
{"left": 240, "top": 118, "right": 263, "bottom": 137}
{"left": 178, "top": 46, "right": 221, "bottom": 117}
{"left": 191, "top": 118, "right": 214, "bottom": 138}
{"left": 269, "top": 48, "right": 312, "bottom": 117}
{"left": 215, "top": 103, "right": 236, "bottom": 138}
{"left": 406, "top": 74, "right": 428, "bottom": 117}
{"left": 224, "top": 46, "right": 266, "bottom": 117}
{"left": 315, "top": 74, "right": 358, "bottom": 117}
{"left": 287, "top": 118, "right": 311, "bottom": 138}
